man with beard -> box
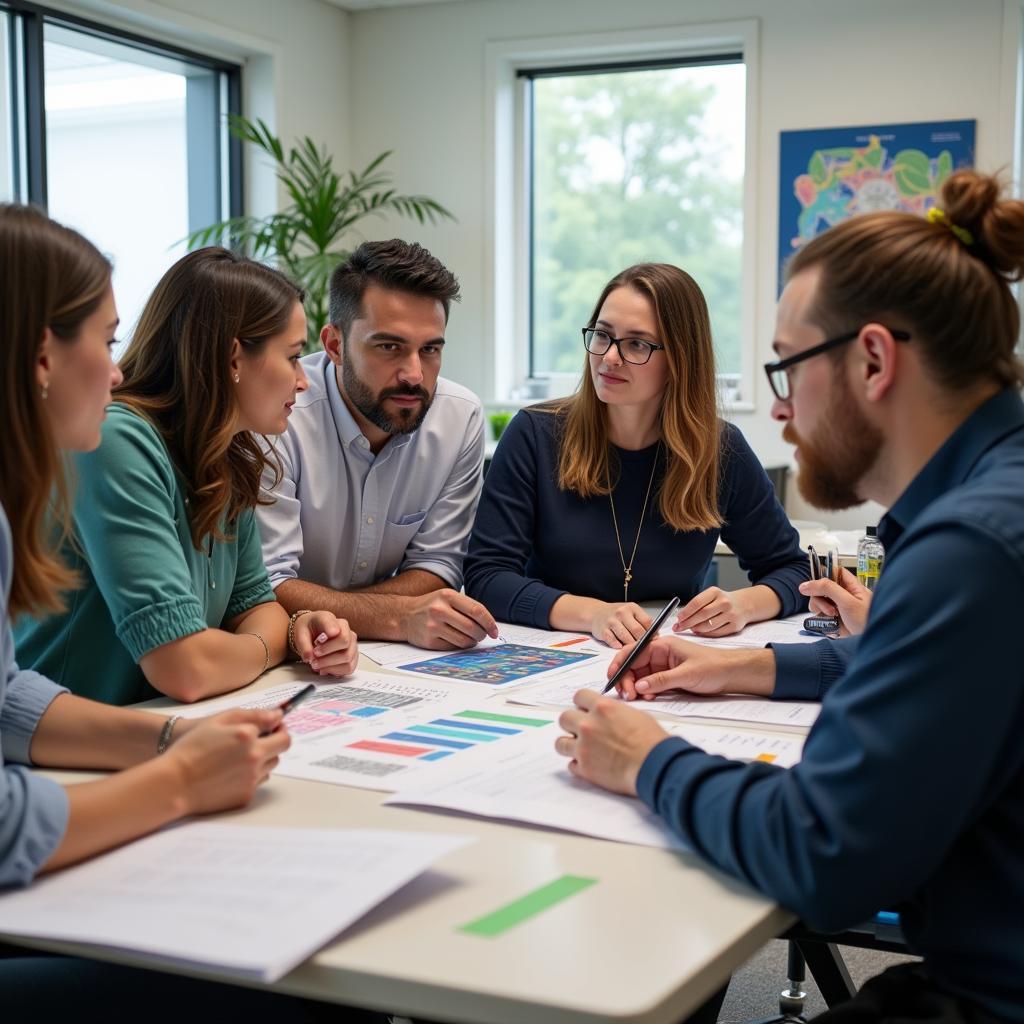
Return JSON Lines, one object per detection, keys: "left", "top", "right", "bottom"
{"left": 555, "top": 169, "right": 1024, "bottom": 1022}
{"left": 258, "top": 239, "right": 498, "bottom": 650}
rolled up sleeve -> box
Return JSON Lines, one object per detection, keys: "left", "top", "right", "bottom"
{"left": 72, "top": 414, "right": 207, "bottom": 661}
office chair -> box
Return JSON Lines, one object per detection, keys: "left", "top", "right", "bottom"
{"left": 744, "top": 914, "right": 905, "bottom": 1023}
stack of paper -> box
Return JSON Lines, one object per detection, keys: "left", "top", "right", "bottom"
{"left": 0, "top": 825, "right": 471, "bottom": 981}
{"left": 510, "top": 677, "right": 820, "bottom": 732}
{"left": 387, "top": 718, "right": 804, "bottom": 850}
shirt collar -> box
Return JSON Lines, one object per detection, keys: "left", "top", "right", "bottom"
{"left": 324, "top": 358, "right": 413, "bottom": 457}
{"left": 879, "top": 387, "right": 1024, "bottom": 549}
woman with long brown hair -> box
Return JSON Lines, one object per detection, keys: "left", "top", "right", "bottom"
{"left": 0, "top": 201, "right": 286, "bottom": 967}
{"left": 464, "top": 263, "right": 808, "bottom": 646}
{"left": 15, "top": 246, "right": 357, "bottom": 706}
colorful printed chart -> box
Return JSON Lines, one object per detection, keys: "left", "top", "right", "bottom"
{"left": 344, "top": 708, "right": 551, "bottom": 764}
{"left": 281, "top": 685, "right": 422, "bottom": 735}
{"left": 397, "top": 643, "right": 597, "bottom": 686}
{"left": 276, "top": 705, "right": 557, "bottom": 791}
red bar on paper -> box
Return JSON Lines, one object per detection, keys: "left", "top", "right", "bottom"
{"left": 550, "top": 636, "right": 589, "bottom": 648}
{"left": 348, "top": 739, "right": 432, "bottom": 757}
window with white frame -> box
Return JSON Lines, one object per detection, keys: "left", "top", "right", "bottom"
{"left": 524, "top": 57, "right": 746, "bottom": 394}
{"left": 487, "top": 24, "right": 756, "bottom": 407}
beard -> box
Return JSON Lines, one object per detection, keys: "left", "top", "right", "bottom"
{"left": 341, "top": 359, "right": 433, "bottom": 436}
{"left": 785, "top": 373, "right": 882, "bottom": 511}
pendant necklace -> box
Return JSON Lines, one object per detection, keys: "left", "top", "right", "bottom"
{"left": 607, "top": 442, "right": 660, "bottom": 603}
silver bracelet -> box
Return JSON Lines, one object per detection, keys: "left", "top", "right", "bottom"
{"left": 157, "top": 714, "right": 181, "bottom": 755}
{"left": 244, "top": 631, "right": 270, "bottom": 677}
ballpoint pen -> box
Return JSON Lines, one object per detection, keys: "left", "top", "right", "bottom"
{"left": 602, "top": 596, "right": 680, "bottom": 694}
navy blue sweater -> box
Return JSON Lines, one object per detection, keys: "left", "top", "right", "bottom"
{"left": 464, "top": 408, "right": 809, "bottom": 626}
{"left": 638, "top": 389, "right": 1024, "bottom": 1020}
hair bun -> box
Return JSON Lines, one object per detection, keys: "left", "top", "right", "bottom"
{"left": 941, "top": 169, "right": 1024, "bottom": 281}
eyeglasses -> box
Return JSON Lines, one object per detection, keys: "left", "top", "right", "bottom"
{"left": 764, "top": 327, "right": 911, "bottom": 401}
{"left": 582, "top": 327, "right": 665, "bottom": 366}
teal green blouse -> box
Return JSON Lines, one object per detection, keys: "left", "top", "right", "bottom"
{"left": 14, "top": 405, "right": 276, "bottom": 706}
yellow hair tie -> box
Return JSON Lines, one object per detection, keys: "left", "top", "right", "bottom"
{"left": 927, "top": 206, "right": 975, "bottom": 247}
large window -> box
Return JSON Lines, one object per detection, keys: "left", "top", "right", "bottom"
{"left": 525, "top": 57, "right": 746, "bottom": 390}
{"left": 2, "top": 2, "right": 240, "bottom": 336}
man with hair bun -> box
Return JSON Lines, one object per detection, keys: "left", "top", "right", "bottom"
{"left": 258, "top": 239, "right": 498, "bottom": 650}
{"left": 556, "top": 171, "right": 1024, "bottom": 1021}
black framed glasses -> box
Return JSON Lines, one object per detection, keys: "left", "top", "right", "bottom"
{"left": 582, "top": 327, "right": 665, "bottom": 366}
{"left": 764, "top": 327, "right": 911, "bottom": 401}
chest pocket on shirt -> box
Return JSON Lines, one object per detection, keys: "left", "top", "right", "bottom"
{"left": 379, "top": 510, "right": 428, "bottom": 573}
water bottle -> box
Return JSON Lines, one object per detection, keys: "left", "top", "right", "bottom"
{"left": 856, "top": 526, "right": 885, "bottom": 591}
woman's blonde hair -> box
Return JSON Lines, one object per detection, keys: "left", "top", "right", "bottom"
{"left": 550, "top": 263, "right": 722, "bottom": 532}
{"left": 0, "top": 205, "right": 112, "bottom": 616}
{"left": 116, "top": 248, "right": 304, "bottom": 549}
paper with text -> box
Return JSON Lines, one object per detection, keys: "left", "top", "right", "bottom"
{"left": 0, "top": 825, "right": 470, "bottom": 982}
{"left": 387, "top": 719, "right": 803, "bottom": 849}
{"left": 664, "top": 613, "right": 819, "bottom": 649}
{"left": 510, "top": 678, "right": 820, "bottom": 731}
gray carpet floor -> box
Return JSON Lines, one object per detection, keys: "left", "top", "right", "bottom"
{"left": 718, "top": 939, "right": 918, "bottom": 1021}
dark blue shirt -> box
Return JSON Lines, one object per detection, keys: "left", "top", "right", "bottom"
{"left": 637, "top": 388, "right": 1024, "bottom": 1020}
{"left": 772, "top": 635, "right": 856, "bottom": 701}
{"left": 464, "top": 408, "right": 809, "bottom": 627}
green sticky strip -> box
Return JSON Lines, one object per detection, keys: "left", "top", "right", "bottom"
{"left": 453, "top": 709, "right": 551, "bottom": 728}
{"left": 459, "top": 875, "right": 597, "bottom": 937}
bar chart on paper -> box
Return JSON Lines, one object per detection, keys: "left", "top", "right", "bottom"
{"left": 276, "top": 706, "right": 557, "bottom": 791}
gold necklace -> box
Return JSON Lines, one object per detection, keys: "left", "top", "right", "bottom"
{"left": 607, "top": 442, "right": 661, "bottom": 602}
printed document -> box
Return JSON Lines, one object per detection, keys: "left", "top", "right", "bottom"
{"left": 0, "top": 824, "right": 470, "bottom": 982}
{"left": 511, "top": 677, "right": 820, "bottom": 730}
{"left": 665, "top": 613, "right": 819, "bottom": 649}
{"left": 388, "top": 718, "right": 803, "bottom": 849}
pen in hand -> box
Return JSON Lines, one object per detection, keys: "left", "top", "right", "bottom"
{"left": 259, "top": 683, "right": 316, "bottom": 736}
{"left": 602, "top": 597, "right": 680, "bottom": 695}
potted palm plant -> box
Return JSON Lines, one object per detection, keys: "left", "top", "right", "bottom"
{"left": 187, "top": 115, "right": 455, "bottom": 350}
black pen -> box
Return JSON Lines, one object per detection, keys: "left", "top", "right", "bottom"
{"left": 260, "top": 683, "right": 316, "bottom": 735}
{"left": 803, "top": 544, "right": 840, "bottom": 635}
{"left": 602, "top": 596, "right": 680, "bottom": 695}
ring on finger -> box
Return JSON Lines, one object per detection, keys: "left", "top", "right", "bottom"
{"left": 707, "top": 617, "right": 715, "bottom": 629}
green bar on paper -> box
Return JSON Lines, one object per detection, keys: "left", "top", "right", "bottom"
{"left": 459, "top": 875, "right": 598, "bottom": 937}
{"left": 453, "top": 709, "right": 551, "bottom": 728}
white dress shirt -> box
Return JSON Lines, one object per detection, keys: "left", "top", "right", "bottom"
{"left": 258, "top": 351, "right": 484, "bottom": 593}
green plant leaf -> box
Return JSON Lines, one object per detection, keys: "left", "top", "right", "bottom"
{"left": 193, "top": 119, "right": 456, "bottom": 351}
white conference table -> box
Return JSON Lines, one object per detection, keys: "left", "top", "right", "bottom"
{"left": 24, "top": 656, "right": 800, "bottom": 1024}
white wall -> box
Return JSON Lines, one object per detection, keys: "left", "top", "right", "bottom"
{"left": 346, "top": 0, "right": 1019, "bottom": 527}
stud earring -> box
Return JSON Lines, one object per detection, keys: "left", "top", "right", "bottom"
{"left": 40, "top": 384, "right": 49, "bottom": 400}
{"left": 233, "top": 374, "right": 240, "bottom": 383}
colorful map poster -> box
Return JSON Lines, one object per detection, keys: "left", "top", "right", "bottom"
{"left": 398, "top": 643, "right": 597, "bottom": 686}
{"left": 778, "top": 119, "right": 976, "bottom": 292}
